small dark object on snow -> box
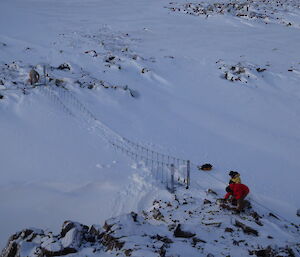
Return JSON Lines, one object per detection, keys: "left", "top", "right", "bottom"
{"left": 203, "top": 199, "right": 212, "bottom": 205}
{"left": 249, "top": 246, "right": 274, "bottom": 257}
{"left": 130, "top": 212, "right": 138, "bottom": 222}
{"left": 207, "top": 189, "right": 218, "bottom": 195}
{"left": 297, "top": 209, "right": 300, "bottom": 217}
{"left": 225, "top": 227, "right": 234, "bottom": 233}
{"left": 256, "top": 68, "right": 267, "bottom": 72}
{"left": 288, "top": 69, "right": 293, "bottom": 72}
{"left": 192, "top": 237, "right": 206, "bottom": 245}
{"left": 269, "top": 212, "right": 280, "bottom": 220}
{"left": 0, "top": 94, "right": 3, "bottom": 99}
{"left": 199, "top": 163, "right": 213, "bottom": 171}
{"left": 173, "top": 224, "right": 195, "bottom": 238}
{"left": 106, "top": 56, "right": 115, "bottom": 62}
{"left": 57, "top": 63, "right": 71, "bottom": 70}
{"left": 0, "top": 79, "right": 4, "bottom": 85}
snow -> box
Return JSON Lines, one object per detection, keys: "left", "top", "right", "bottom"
{"left": 1, "top": 0, "right": 300, "bottom": 254}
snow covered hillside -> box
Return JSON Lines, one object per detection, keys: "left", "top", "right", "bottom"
{"left": 1, "top": 0, "right": 300, "bottom": 254}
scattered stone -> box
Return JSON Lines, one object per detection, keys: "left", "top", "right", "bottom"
{"left": 130, "top": 212, "right": 138, "bottom": 222}
{"left": 256, "top": 67, "right": 267, "bottom": 72}
{"left": 225, "top": 227, "right": 234, "bottom": 233}
{"left": 202, "top": 222, "right": 222, "bottom": 227}
{"left": 207, "top": 189, "right": 218, "bottom": 196}
{"left": 269, "top": 212, "right": 280, "bottom": 220}
{"left": 101, "top": 233, "right": 125, "bottom": 251}
{"left": 249, "top": 246, "right": 274, "bottom": 257}
{"left": 124, "top": 249, "right": 133, "bottom": 256}
{"left": 203, "top": 199, "right": 212, "bottom": 205}
{"left": 105, "top": 56, "right": 115, "bottom": 62}
{"left": 141, "top": 68, "right": 149, "bottom": 73}
{"left": 55, "top": 79, "right": 65, "bottom": 87}
{"left": 152, "top": 208, "right": 164, "bottom": 221}
{"left": 84, "top": 50, "right": 98, "bottom": 57}
{"left": 250, "top": 211, "right": 262, "bottom": 221}
{"left": 192, "top": 237, "right": 206, "bottom": 246}
{"left": 173, "top": 224, "right": 195, "bottom": 238}
{"left": 57, "top": 63, "right": 71, "bottom": 70}
{"left": 159, "top": 245, "right": 166, "bottom": 257}
{"left": 235, "top": 220, "right": 259, "bottom": 236}
{"left": 151, "top": 234, "right": 173, "bottom": 244}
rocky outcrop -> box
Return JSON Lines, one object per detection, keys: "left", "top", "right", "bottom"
{"left": 1, "top": 193, "right": 300, "bottom": 257}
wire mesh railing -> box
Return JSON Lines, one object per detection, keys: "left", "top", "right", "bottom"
{"left": 36, "top": 66, "right": 190, "bottom": 192}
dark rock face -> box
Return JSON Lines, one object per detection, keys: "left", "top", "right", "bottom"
{"left": 1, "top": 241, "right": 19, "bottom": 257}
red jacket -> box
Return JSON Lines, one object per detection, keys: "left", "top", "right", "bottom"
{"left": 224, "top": 183, "right": 249, "bottom": 200}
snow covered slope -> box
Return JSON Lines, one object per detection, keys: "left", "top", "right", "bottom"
{"left": 0, "top": 0, "right": 300, "bottom": 253}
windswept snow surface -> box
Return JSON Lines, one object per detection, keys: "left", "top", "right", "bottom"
{"left": 1, "top": 0, "right": 300, "bottom": 252}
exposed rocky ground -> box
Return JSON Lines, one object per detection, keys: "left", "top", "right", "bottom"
{"left": 2, "top": 190, "right": 299, "bottom": 257}
{"left": 166, "top": 0, "right": 300, "bottom": 28}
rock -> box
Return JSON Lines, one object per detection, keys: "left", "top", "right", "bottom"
{"left": 256, "top": 67, "right": 267, "bottom": 72}
{"left": 151, "top": 234, "right": 173, "bottom": 244}
{"left": 297, "top": 209, "right": 300, "bottom": 217}
{"left": 207, "top": 189, "right": 218, "bottom": 196}
{"left": 105, "top": 56, "right": 115, "bottom": 62}
{"left": 192, "top": 237, "right": 206, "bottom": 245}
{"left": 61, "top": 220, "right": 76, "bottom": 237}
{"left": 235, "top": 220, "right": 258, "bottom": 236}
{"left": 173, "top": 224, "right": 195, "bottom": 238}
{"left": 54, "top": 79, "right": 65, "bottom": 87}
{"left": 0, "top": 94, "right": 4, "bottom": 99}
{"left": 141, "top": 68, "right": 149, "bottom": 73}
{"left": 0, "top": 79, "right": 4, "bottom": 85}
{"left": 268, "top": 212, "right": 280, "bottom": 220}
{"left": 57, "top": 63, "right": 71, "bottom": 70}
{"left": 101, "top": 233, "right": 124, "bottom": 251}
{"left": 130, "top": 212, "right": 138, "bottom": 222}
{"left": 203, "top": 199, "right": 212, "bottom": 205}
{"left": 159, "top": 245, "right": 166, "bottom": 257}
{"left": 250, "top": 211, "right": 262, "bottom": 221}
{"left": 250, "top": 246, "right": 273, "bottom": 257}
{"left": 124, "top": 249, "right": 133, "bottom": 256}
{"left": 225, "top": 227, "right": 234, "bottom": 233}
{"left": 41, "top": 246, "right": 77, "bottom": 257}
{"left": 1, "top": 241, "right": 19, "bottom": 257}
{"left": 202, "top": 222, "right": 222, "bottom": 227}
{"left": 152, "top": 208, "right": 164, "bottom": 221}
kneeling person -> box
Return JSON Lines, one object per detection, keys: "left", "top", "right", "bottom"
{"left": 224, "top": 183, "right": 250, "bottom": 212}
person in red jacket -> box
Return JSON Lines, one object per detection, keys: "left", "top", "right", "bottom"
{"left": 224, "top": 183, "right": 250, "bottom": 212}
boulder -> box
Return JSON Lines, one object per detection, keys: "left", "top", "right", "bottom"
{"left": 173, "top": 224, "right": 195, "bottom": 238}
